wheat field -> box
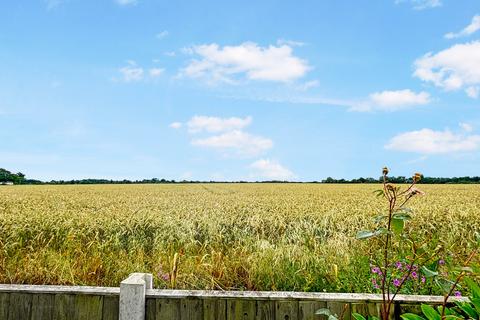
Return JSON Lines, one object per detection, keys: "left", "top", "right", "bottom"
{"left": 0, "top": 183, "right": 478, "bottom": 293}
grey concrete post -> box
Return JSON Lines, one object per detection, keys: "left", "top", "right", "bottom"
{"left": 119, "top": 273, "right": 153, "bottom": 320}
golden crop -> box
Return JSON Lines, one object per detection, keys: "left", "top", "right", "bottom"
{"left": 0, "top": 183, "right": 478, "bottom": 292}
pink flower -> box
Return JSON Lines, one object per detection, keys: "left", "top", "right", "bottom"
{"left": 393, "top": 279, "right": 401, "bottom": 287}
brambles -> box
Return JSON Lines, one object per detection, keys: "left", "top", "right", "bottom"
{"left": 0, "top": 183, "right": 479, "bottom": 291}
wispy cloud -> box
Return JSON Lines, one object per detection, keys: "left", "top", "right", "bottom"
{"left": 445, "top": 15, "right": 480, "bottom": 39}
{"left": 45, "top": 0, "right": 66, "bottom": 10}
{"left": 395, "top": 0, "right": 442, "bottom": 10}
{"left": 192, "top": 130, "right": 273, "bottom": 157}
{"left": 156, "top": 30, "right": 169, "bottom": 39}
{"left": 352, "top": 89, "right": 431, "bottom": 112}
{"left": 186, "top": 115, "right": 252, "bottom": 133}
{"left": 180, "top": 42, "right": 310, "bottom": 84}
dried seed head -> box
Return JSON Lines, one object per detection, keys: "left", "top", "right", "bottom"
{"left": 382, "top": 167, "right": 389, "bottom": 175}
{"left": 413, "top": 172, "right": 422, "bottom": 182}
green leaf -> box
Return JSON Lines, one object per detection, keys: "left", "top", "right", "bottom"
{"left": 374, "top": 227, "right": 389, "bottom": 236}
{"left": 434, "top": 278, "right": 456, "bottom": 294}
{"left": 316, "top": 308, "right": 332, "bottom": 316}
{"left": 373, "top": 189, "right": 384, "bottom": 197}
{"left": 352, "top": 313, "right": 367, "bottom": 320}
{"left": 368, "top": 316, "right": 380, "bottom": 320}
{"left": 465, "top": 277, "right": 480, "bottom": 299}
{"left": 392, "top": 218, "right": 405, "bottom": 234}
{"left": 470, "top": 298, "right": 480, "bottom": 315}
{"left": 374, "top": 215, "right": 386, "bottom": 223}
{"left": 458, "top": 266, "right": 473, "bottom": 273}
{"left": 400, "top": 313, "right": 426, "bottom": 320}
{"left": 455, "top": 302, "right": 478, "bottom": 319}
{"left": 421, "top": 266, "right": 439, "bottom": 278}
{"left": 420, "top": 304, "right": 441, "bottom": 320}
{"left": 356, "top": 230, "right": 376, "bottom": 240}
{"left": 392, "top": 212, "right": 412, "bottom": 220}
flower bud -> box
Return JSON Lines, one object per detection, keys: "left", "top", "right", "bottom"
{"left": 413, "top": 172, "right": 422, "bottom": 182}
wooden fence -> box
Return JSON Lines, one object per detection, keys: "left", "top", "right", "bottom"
{"left": 0, "top": 273, "right": 459, "bottom": 320}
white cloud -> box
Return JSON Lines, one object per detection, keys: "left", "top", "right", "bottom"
{"left": 181, "top": 42, "right": 310, "bottom": 83}
{"left": 156, "top": 31, "right": 169, "bottom": 39}
{"left": 187, "top": 115, "right": 252, "bottom": 133}
{"left": 460, "top": 122, "right": 474, "bottom": 132}
{"left": 466, "top": 86, "right": 479, "bottom": 99}
{"left": 351, "top": 89, "right": 431, "bottom": 112}
{"left": 164, "top": 51, "right": 176, "bottom": 57}
{"left": 250, "top": 159, "right": 295, "bottom": 180}
{"left": 169, "top": 122, "right": 182, "bottom": 129}
{"left": 149, "top": 68, "right": 164, "bottom": 78}
{"left": 385, "top": 128, "right": 480, "bottom": 154}
{"left": 191, "top": 130, "right": 273, "bottom": 157}
{"left": 414, "top": 41, "right": 480, "bottom": 97}
{"left": 445, "top": 15, "right": 480, "bottom": 39}
{"left": 395, "top": 0, "right": 442, "bottom": 10}
{"left": 276, "top": 39, "right": 306, "bottom": 47}
{"left": 119, "top": 62, "right": 144, "bottom": 82}
{"left": 295, "top": 80, "right": 320, "bottom": 91}
{"left": 115, "top": 0, "right": 137, "bottom": 6}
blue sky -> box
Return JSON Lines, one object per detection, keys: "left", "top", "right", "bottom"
{"left": 1, "top": 0, "right": 480, "bottom": 181}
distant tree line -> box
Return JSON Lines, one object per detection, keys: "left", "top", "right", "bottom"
{"left": 1, "top": 168, "right": 480, "bottom": 185}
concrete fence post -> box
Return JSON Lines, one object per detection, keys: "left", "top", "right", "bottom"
{"left": 119, "top": 273, "right": 153, "bottom": 320}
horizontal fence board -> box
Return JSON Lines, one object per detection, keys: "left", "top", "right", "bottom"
{"left": 145, "top": 290, "right": 451, "bottom": 304}
{"left": 0, "top": 283, "right": 466, "bottom": 320}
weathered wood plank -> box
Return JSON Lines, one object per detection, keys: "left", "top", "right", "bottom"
{"left": 7, "top": 293, "right": 32, "bottom": 320}
{"left": 180, "top": 298, "right": 203, "bottom": 320}
{"left": 275, "top": 300, "right": 298, "bottom": 320}
{"left": 203, "top": 299, "right": 227, "bottom": 320}
{"left": 298, "top": 301, "right": 326, "bottom": 320}
{"left": 53, "top": 294, "right": 77, "bottom": 320}
{"left": 31, "top": 293, "right": 54, "bottom": 320}
{"left": 227, "top": 299, "right": 256, "bottom": 320}
{"left": 156, "top": 298, "right": 181, "bottom": 320}
{"left": 102, "top": 296, "right": 119, "bottom": 320}
{"left": 76, "top": 295, "right": 103, "bottom": 320}
{"left": 256, "top": 300, "right": 275, "bottom": 320}
{"left": 0, "top": 292, "right": 10, "bottom": 320}
{"left": 145, "top": 290, "right": 451, "bottom": 304}
{"left": 145, "top": 298, "right": 156, "bottom": 320}
{"left": 0, "top": 285, "right": 118, "bottom": 296}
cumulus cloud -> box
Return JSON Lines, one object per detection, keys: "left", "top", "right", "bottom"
{"left": 192, "top": 130, "right": 273, "bottom": 157}
{"left": 115, "top": 0, "right": 137, "bottom": 6}
{"left": 187, "top": 116, "right": 252, "bottom": 133}
{"left": 250, "top": 159, "right": 295, "bottom": 180}
{"left": 395, "top": 0, "right": 442, "bottom": 10}
{"left": 351, "top": 89, "right": 431, "bottom": 112}
{"left": 445, "top": 15, "right": 480, "bottom": 39}
{"left": 414, "top": 41, "right": 480, "bottom": 97}
{"left": 385, "top": 128, "right": 480, "bottom": 154}
{"left": 169, "top": 122, "right": 182, "bottom": 129}
{"left": 181, "top": 42, "right": 310, "bottom": 83}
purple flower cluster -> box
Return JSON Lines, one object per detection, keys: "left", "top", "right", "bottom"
{"left": 369, "top": 261, "right": 426, "bottom": 291}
